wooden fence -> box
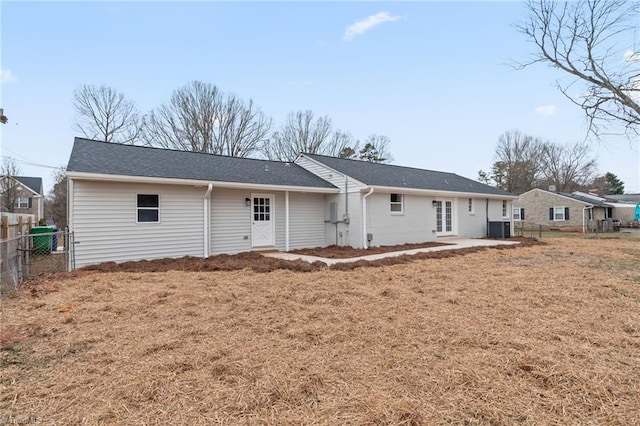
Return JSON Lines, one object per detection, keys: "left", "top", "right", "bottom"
{"left": 1, "top": 213, "right": 35, "bottom": 240}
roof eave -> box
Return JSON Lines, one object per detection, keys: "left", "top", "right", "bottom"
{"left": 66, "top": 171, "right": 340, "bottom": 193}
{"left": 361, "top": 185, "right": 518, "bottom": 199}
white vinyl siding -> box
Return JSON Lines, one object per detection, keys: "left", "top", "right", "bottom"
{"left": 365, "top": 193, "right": 434, "bottom": 246}
{"left": 457, "top": 198, "right": 487, "bottom": 238}
{"left": 295, "top": 156, "right": 365, "bottom": 191}
{"left": 288, "top": 193, "right": 326, "bottom": 250}
{"left": 210, "top": 188, "right": 327, "bottom": 254}
{"left": 210, "top": 188, "right": 252, "bottom": 255}
{"left": 71, "top": 181, "right": 205, "bottom": 268}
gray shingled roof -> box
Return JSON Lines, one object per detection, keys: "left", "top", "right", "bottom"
{"left": 303, "top": 153, "right": 515, "bottom": 197}
{"left": 13, "top": 176, "right": 43, "bottom": 195}
{"left": 558, "top": 192, "right": 611, "bottom": 207}
{"left": 67, "top": 138, "right": 336, "bottom": 189}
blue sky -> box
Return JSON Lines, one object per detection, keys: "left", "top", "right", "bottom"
{"left": 1, "top": 1, "right": 639, "bottom": 193}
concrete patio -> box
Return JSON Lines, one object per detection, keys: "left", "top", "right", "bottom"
{"left": 262, "top": 238, "right": 520, "bottom": 266}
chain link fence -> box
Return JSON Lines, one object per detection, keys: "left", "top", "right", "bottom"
{"left": 0, "top": 229, "right": 75, "bottom": 296}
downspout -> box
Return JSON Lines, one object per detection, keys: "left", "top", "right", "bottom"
{"left": 344, "top": 175, "right": 349, "bottom": 218}
{"left": 362, "top": 187, "right": 374, "bottom": 249}
{"left": 285, "top": 191, "right": 290, "bottom": 252}
{"left": 67, "top": 178, "right": 74, "bottom": 271}
{"left": 582, "top": 206, "right": 590, "bottom": 234}
{"left": 485, "top": 198, "right": 489, "bottom": 237}
{"left": 203, "top": 183, "right": 213, "bottom": 258}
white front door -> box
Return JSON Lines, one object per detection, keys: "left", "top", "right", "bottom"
{"left": 251, "top": 194, "right": 275, "bottom": 247}
{"left": 435, "top": 199, "right": 455, "bottom": 236}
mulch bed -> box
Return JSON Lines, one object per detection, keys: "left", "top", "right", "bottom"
{"left": 78, "top": 237, "right": 542, "bottom": 274}
{"left": 289, "top": 241, "right": 450, "bottom": 258}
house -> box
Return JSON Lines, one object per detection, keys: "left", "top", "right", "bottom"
{"left": 66, "top": 138, "right": 517, "bottom": 268}
{"left": 295, "top": 153, "right": 517, "bottom": 248}
{"left": 513, "top": 188, "right": 616, "bottom": 232}
{"left": 0, "top": 175, "right": 44, "bottom": 222}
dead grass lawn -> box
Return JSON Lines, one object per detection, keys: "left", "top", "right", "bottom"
{"left": 1, "top": 238, "right": 639, "bottom": 424}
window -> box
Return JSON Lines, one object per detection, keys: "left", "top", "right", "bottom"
{"left": 390, "top": 193, "right": 403, "bottom": 213}
{"left": 137, "top": 194, "right": 159, "bottom": 223}
{"left": 502, "top": 200, "right": 508, "bottom": 217}
{"left": 588, "top": 209, "right": 593, "bottom": 220}
{"left": 549, "top": 206, "right": 569, "bottom": 221}
{"left": 253, "top": 197, "right": 271, "bottom": 221}
{"left": 468, "top": 198, "right": 474, "bottom": 214}
{"left": 513, "top": 207, "right": 525, "bottom": 221}
{"left": 13, "top": 197, "right": 30, "bottom": 208}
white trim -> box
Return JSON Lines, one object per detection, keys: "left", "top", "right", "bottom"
{"left": 66, "top": 171, "right": 340, "bottom": 194}
{"left": 1, "top": 176, "right": 42, "bottom": 196}
{"left": 360, "top": 185, "right": 518, "bottom": 200}
{"left": 250, "top": 193, "right": 276, "bottom": 248}
{"left": 203, "top": 183, "right": 213, "bottom": 258}
{"left": 390, "top": 193, "right": 404, "bottom": 215}
{"left": 362, "top": 187, "right": 374, "bottom": 249}
{"left": 294, "top": 154, "right": 367, "bottom": 188}
{"left": 285, "top": 191, "right": 290, "bottom": 252}
{"left": 136, "top": 193, "right": 160, "bottom": 224}
{"left": 519, "top": 188, "right": 601, "bottom": 207}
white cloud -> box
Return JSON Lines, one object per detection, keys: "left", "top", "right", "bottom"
{"left": 343, "top": 12, "right": 401, "bottom": 41}
{"left": 1, "top": 68, "right": 17, "bottom": 84}
{"left": 535, "top": 105, "right": 557, "bottom": 117}
{"left": 624, "top": 50, "right": 640, "bottom": 63}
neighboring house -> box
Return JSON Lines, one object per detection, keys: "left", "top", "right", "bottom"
{"left": 513, "top": 188, "right": 615, "bottom": 232}
{"left": 0, "top": 175, "right": 44, "bottom": 222}
{"left": 66, "top": 138, "right": 517, "bottom": 267}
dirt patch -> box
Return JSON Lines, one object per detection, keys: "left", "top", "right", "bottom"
{"left": 290, "top": 241, "right": 450, "bottom": 258}
{"left": 1, "top": 237, "right": 638, "bottom": 424}
{"left": 78, "top": 237, "right": 540, "bottom": 274}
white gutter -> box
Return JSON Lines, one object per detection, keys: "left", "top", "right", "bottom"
{"left": 362, "top": 187, "right": 374, "bottom": 249}
{"left": 359, "top": 184, "right": 519, "bottom": 200}
{"left": 66, "top": 171, "right": 340, "bottom": 194}
{"left": 285, "top": 191, "right": 290, "bottom": 252}
{"left": 203, "top": 183, "right": 213, "bottom": 258}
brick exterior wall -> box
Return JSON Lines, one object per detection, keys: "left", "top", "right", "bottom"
{"left": 513, "top": 188, "right": 594, "bottom": 231}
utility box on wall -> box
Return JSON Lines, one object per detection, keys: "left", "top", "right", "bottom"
{"left": 488, "top": 221, "right": 511, "bottom": 238}
{"left": 329, "top": 203, "right": 338, "bottom": 223}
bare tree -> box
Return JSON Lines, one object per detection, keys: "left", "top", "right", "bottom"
{"left": 481, "top": 130, "right": 545, "bottom": 194}
{"left": 0, "top": 108, "right": 7, "bottom": 124}
{"left": 539, "top": 141, "right": 597, "bottom": 192}
{"left": 73, "top": 85, "right": 143, "bottom": 144}
{"left": 358, "top": 134, "right": 394, "bottom": 163}
{"left": 262, "top": 110, "right": 355, "bottom": 161}
{"left": 143, "top": 81, "right": 271, "bottom": 157}
{"left": 45, "top": 167, "right": 68, "bottom": 228}
{"left": 519, "top": 0, "right": 640, "bottom": 136}
{"left": 1, "top": 158, "right": 22, "bottom": 213}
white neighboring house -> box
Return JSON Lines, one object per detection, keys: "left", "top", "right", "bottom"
{"left": 66, "top": 138, "right": 517, "bottom": 267}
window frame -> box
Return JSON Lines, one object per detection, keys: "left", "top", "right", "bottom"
{"left": 502, "top": 200, "right": 508, "bottom": 218}
{"left": 390, "top": 193, "right": 404, "bottom": 214}
{"left": 14, "top": 197, "right": 29, "bottom": 209}
{"left": 468, "top": 198, "right": 474, "bottom": 215}
{"left": 136, "top": 194, "right": 160, "bottom": 224}
{"left": 512, "top": 207, "right": 524, "bottom": 221}
{"left": 553, "top": 206, "right": 566, "bottom": 221}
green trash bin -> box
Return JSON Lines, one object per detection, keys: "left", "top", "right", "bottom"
{"left": 30, "top": 226, "right": 54, "bottom": 255}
